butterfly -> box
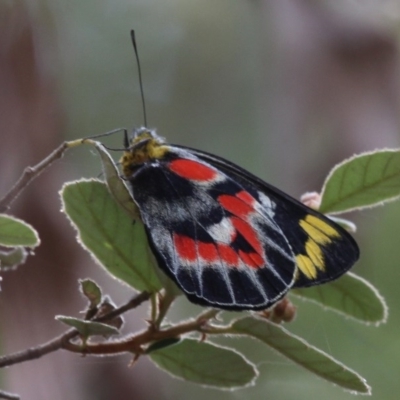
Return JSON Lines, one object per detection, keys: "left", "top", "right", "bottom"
{"left": 120, "top": 127, "right": 359, "bottom": 311}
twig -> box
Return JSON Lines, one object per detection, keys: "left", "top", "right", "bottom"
{"left": 0, "top": 329, "right": 77, "bottom": 368}
{"left": 95, "top": 291, "right": 150, "bottom": 322}
{"left": 0, "top": 139, "right": 95, "bottom": 213}
{"left": 0, "top": 291, "right": 150, "bottom": 368}
{"left": 62, "top": 308, "right": 221, "bottom": 356}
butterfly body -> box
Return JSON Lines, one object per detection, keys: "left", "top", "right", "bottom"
{"left": 121, "top": 128, "right": 359, "bottom": 310}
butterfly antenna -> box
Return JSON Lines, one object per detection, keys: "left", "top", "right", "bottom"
{"left": 123, "top": 129, "right": 129, "bottom": 149}
{"left": 85, "top": 127, "right": 128, "bottom": 141}
{"left": 130, "top": 30, "right": 147, "bottom": 128}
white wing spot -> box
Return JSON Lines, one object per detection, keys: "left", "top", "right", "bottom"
{"left": 207, "top": 218, "right": 235, "bottom": 244}
{"left": 257, "top": 192, "right": 276, "bottom": 218}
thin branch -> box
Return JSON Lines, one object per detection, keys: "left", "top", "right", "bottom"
{"left": 154, "top": 291, "right": 176, "bottom": 328}
{"left": 95, "top": 291, "right": 150, "bottom": 322}
{"left": 0, "top": 291, "right": 150, "bottom": 368}
{"left": 0, "top": 329, "right": 77, "bottom": 368}
{"left": 62, "top": 308, "right": 221, "bottom": 356}
{"left": 0, "top": 139, "right": 95, "bottom": 213}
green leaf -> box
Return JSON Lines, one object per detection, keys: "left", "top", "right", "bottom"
{"left": 80, "top": 279, "right": 102, "bottom": 307}
{"left": 292, "top": 272, "right": 387, "bottom": 325}
{"left": 0, "top": 214, "right": 40, "bottom": 248}
{"left": 0, "top": 247, "right": 28, "bottom": 269}
{"left": 149, "top": 338, "right": 257, "bottom": 389}
{"left": 320, "top": 149, "right": 400, "bottom": 214}
{"left": 231, "top": 316, "right": 370, "bottom": 394}
{"left": 55, "top": 315, "right": 119, "bottom": 337}
{"left": 94, "top": 142, "right": 141, "bottom": 220}
{"left": 61, "top": 180, "right": 161, "bottom": 292}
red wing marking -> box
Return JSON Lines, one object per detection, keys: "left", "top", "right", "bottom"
{"left": 236, "top": 190, "right": 255, "bottom": 205}
{"left": 238, "top": 250, "right": 265, "bottom": 269}
{"left": 173, "top": 234, "right": 197, "bottom": 261}
{"left": 231, "top": 217, "right": 263, "bottom": 258}
{"left": 198, "top": 241, "right": 218, "bottom": 263}
{"left": 169, "top": 159, "right": 217, "bottom": 181}
{"left": 217, "top": 243, "right": 240, "bottom": 267}
{"left": 218, "top": 193, "right": 254, "bottom": 219}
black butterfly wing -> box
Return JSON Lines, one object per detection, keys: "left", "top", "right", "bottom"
{"left": 174, "top": 145, "right": 360, "bottom": 289}
{"left": 127, "top": 148, "right": 299, "bottom": 310}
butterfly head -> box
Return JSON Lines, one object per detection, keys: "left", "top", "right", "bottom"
{"left": 120, "top": 127, "right": 169, "bottom": 177}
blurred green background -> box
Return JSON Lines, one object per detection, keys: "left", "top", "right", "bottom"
{"left": 1, "top": 1, "right": 400, "bottom": 399}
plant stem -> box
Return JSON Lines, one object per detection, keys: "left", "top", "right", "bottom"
{"left": 0, "top": 139, "right": 96, "bottom": 212}
{"left": 0, "top": 291, "right": 150, "bottom": 368}
{"left": 62, "top": 307, "right": 221, "bottom": 356}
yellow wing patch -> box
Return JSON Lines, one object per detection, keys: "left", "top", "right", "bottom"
{"left": 299, "top": 215, "right": 340, "bottom": 244}
{"left": 305, "top": 240, "right": 324, "bottom": 269}
{"left": 296, "top": 214, "right": 341, "bottom": 281}
{"left": 296, "top": 254, "right": 317, "bottom": 279}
